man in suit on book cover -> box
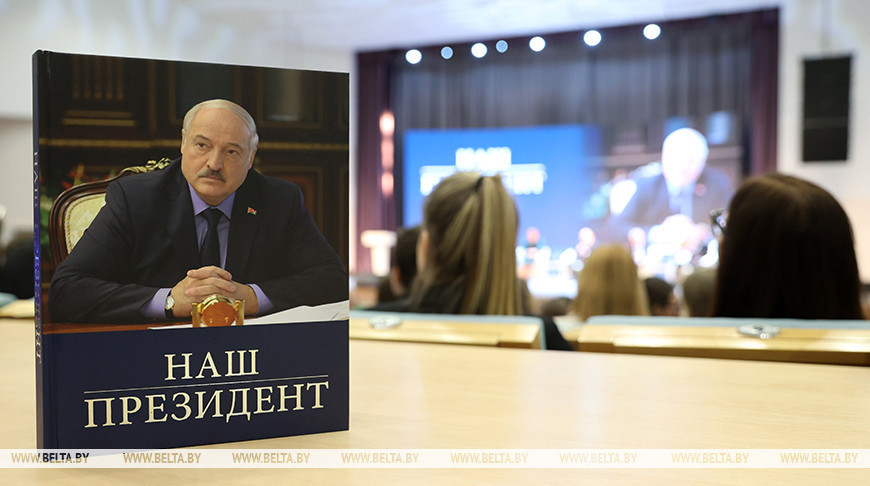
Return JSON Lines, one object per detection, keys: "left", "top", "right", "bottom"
{"left": 49, "top": 99, "right": 348, "bottom": 324}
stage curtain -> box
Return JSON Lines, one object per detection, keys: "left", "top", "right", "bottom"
{"left": 355, "top": 9, "right": 778, "bottom": 273}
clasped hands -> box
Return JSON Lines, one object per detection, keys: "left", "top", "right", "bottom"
{"left": 169, "top": 266, "right": 258, "bottom": 318}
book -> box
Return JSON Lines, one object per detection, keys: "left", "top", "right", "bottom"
{"left": 33, "top": 50, "right": 350, "bottom": 448}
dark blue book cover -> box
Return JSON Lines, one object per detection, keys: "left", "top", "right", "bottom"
{"left": 33, "top": 50, "right": 350, "bottom": 449}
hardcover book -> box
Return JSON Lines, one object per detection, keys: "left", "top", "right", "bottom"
{"left": 33, "top": 50, "right": 350, "bottom": 448}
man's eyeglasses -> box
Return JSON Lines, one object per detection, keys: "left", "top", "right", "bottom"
{"left": 710, "top": 208, "right": 728, "bottom": 237}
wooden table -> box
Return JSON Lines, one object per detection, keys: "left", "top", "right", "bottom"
{"left": 2, "top": 318, "right": 869, "bottom": 484}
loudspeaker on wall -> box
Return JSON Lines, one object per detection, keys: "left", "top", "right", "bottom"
{"left": 802, "top": 56, "right": 851, "bottom": 162}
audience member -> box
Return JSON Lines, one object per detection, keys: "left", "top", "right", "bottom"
{"left": 644, "top": 277, "right": 679, "bottom": 316}
{"left": 373, "top": 226, "right": 421, "bottom": 307}
{"left": 406, "top": 172, "right": 520, "bottom": 314}
{"left": 713, "top": 173, "right": 864, "bottom": 319}
{"left": 540, "top": 296, "right": 572, "bottom": 318}
{"left": 0, "top": 233, "right": 34, "bottom": 299}
{"left": 681, "top": 267, "right": 716, "bottom": 317}
{"left": 376, "top": 171, "right": 571, "bottom": 350}
{"left": 572, "top": 244, "right": 649, "bottom": 321}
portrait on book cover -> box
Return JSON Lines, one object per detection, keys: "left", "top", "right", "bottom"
{"left": 35, "top": 51, "right": 350, "bottom": 327}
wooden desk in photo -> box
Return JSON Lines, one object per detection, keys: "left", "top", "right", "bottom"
{"left": 3, "top": 318, "right": 869, "bottom": 484}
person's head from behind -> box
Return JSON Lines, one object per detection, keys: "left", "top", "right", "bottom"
{"left": 681, "top": 267, "right": 716, "bottom": 317}
{"left": 572, "top": 244, "right": 649, "bottom": 321}
{"left": 390, "top": 226, "right": 422, "bottom": 298}
{"left": 541, "top": 296, "right": 572, "bottom": 318}
{"left": 713, "top": 173, "right": 863, "bottom": 319}
{"left": 644, "top": 277, "right": 679, "bottom": 316}
{"left": 661, "top": 128, "right": 709, "bottom": 190}
{"left": 181, "top": 99, "right": 259, "bottom": 206}
{"left": 414, "top": 172, "right": 520, "bottom": 315}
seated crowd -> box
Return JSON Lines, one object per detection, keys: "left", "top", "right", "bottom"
{"left": 367, "top": 171, "right": 867, "bottom": 350}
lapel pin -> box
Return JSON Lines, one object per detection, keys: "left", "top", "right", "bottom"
{"left": 247, "top": 207, "right": 258, "bottom": 216}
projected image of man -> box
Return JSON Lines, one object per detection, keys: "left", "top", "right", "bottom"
{"left": 611, "top": 128, "right": 733, "bottom": 249}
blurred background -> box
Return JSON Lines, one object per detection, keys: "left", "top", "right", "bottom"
{"left": 1, "top": 0, "right": 868, "bottom": 306}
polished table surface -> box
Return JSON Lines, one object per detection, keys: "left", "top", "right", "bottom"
{"left": 3, "top": 317, "right": 870, "bottom": 484}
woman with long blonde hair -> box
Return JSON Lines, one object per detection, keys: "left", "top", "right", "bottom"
{"left": 571, "top": 244, "right": 649, "bottom": 321}
{"left": 409, "top": 171, "right": 522, "bottom": 314}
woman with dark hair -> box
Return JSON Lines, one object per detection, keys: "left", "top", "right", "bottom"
{"left": 644, "top": 277, "right": 680, "bottom": 316}
{"left": 373, "top": 226, "right": 421, "bottom": 306}
{"left": 713, "top": 173, "right": 864, "bottom": 319}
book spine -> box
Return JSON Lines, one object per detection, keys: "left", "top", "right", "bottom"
{"left": 33, "top": 49, "right": 55, "bottom": 449}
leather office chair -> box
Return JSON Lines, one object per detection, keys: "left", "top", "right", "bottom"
{"left": 48, "top": 158, "right": 172, "bottom": 267}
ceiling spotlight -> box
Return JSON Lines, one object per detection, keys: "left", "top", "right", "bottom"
{"left": 643, "top": 24, "right": 661, "bottom": 40}
{"left": 529, "top": 36, "right": 546, "bottom": 52}
{"left": 405, "top": 49, "right": 422, "bottom": 64}
{"left": 441, "top": 46, "right": 454, "bottom": 59}
{"left": 496, "top": 40, "right": 508, "bottom": 53}
{"left": 583, "top": 30, "right": 602, "bottom": 47}
{"left": 471, "top": 42, "right": 487, "bottom": 58}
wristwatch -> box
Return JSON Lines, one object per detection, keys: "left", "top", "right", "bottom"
{"left": 165, "top": 292, "right": 176, "bottom": 319}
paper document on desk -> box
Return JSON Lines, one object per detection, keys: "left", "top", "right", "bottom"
{"left": 245, "top": 300, "right": 350, "bottom": 325}
{"left": 148, "top": 300, "right": 350, "bottom": 330}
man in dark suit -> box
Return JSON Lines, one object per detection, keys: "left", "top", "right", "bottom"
{"left": 49, "top": 99, "right": 347, "bottom": 323}
{"left": 618, "top": 128, "right": 733, "bottom": 226}
{"left": 610, "top": 128, "right": 733, "bottom": 248}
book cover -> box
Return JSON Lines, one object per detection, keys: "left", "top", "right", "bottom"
{"left": 33, "top": 50, "right": 350, "bottom": 448}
